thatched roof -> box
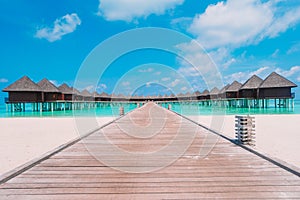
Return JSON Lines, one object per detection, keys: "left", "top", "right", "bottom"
{"left": 219, "top": 84, "right": 230, "bottom": 94}
{"left": 201, "top": 89, "right": 209, "bottom": 96}
{"left": 72, "top": 88, "right": 81, "bottom": 96}
{"left": 259, "top": 72, "right": 297, "bottom": 88}
{"left": 92, "top": 92, "right": 100, "bottom": 97}
{"left": 38, "top": 78, "right": 59, "bottom": 93}
{"left": 3, "top": 76, "right": 42, "bottom": 92}
{"left": 117, "top": 94, "right": 125, "bottom": 98}
{"left": 185, "top": 92, "right": 192, "bottom": 96}
{"left": 81, "top": 89, "right": 92, "bottom": 97}
{"left": 240, "top": 75, "right": 263, "bottom": 90}
{"left": 58, "top": 83, "right": 73, "bottom": 95}
{"left": 226, "top": 81, "right": 242, "bottom": 92}
{"left": 99, "top": 92, "right": 110, "bottom": 97}
{"left": 209, "top": 87, "right": 219, "bottom": 95}
{"left": 194, "top": 91, "right": 201, "bottom": 96}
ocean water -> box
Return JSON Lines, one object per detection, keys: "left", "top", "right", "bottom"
{"left": 0, "top": 103, "right": 138, "bottom": 118}
{"left": 0, "top": 100, "right": 299, "bottom": 118}
{"left": 161, "top": 100, "right": 300, "bottom": 116}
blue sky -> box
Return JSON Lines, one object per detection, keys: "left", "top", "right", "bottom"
{"left": 1, "top": 0, "right": 300, "bottom": 99}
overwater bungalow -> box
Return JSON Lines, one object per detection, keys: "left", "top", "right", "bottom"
{"left": 81, "top": 89, "right": 94, "bottom": 101}
{"left": 97, "top": 92, "right": 110, "bottom": 101}
{"left": 37, "top": 78, "right": 60, "bottom": 102}
{"left": 218, "top": 84, "right": 230, "bottom": 99}
{"left": 194, "top": 90, "right": 201, "bottom": 96}
{"left": 200, "top": 89, "right": 209, "bottom": 100}
{"left": 239, "top": 75, "right": 263, "bottom": 99}
{"left": 58, "top": 83, "right": 74, "bottom": 101}
{"left": 209, "top": 87, "right": 220, "bottom": 99}
{"left": 72, "top": 87, "right": 83, "bottom": 101}
{"left": 3, "top": 76, "right": 43, "bottom": 103}
{"left": 226, "top": 81, "right": 242, "bottom": 98}
{"left": 258, "top": 72, "right": 297, "bottom": 99}
{"left": 92, "top": 92, "right": 100, "bottom": 98}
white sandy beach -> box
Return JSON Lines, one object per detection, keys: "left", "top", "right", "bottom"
{"left": 0, "top": 114, "right": 299, "bottom": 177}
{"left": 188, "top": 114, "right": 300, "bottom": 169}
{"left": 0, "top": 117, "right": 114, "bottom": 176}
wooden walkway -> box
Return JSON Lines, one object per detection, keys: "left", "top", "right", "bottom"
{"left": 1, "top": 102, "right": 300, "bottom": 199}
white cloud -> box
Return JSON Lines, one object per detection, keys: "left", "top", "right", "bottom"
{"left": 181, "top": 86, "right": 187, "bottom": 91}
{"left": 287, "top": 42, "right": 300, "bottom": 55}
{"left": 264, "top": 6, "right": 300, "bottom": 38}
{"left": 176, "top": 40, "right": 217, "bottom": 76}
{"left": 49, "top": 80, "right": 58, "bottom": 86}
{"left": 35, "top": 13, "right": 81, "bottom": 42}
{"left": 162, "top": 77, "right": 170, "bottom": 81}
{"left": 0, "top": 78, "right": 8, "bottom": 83}
{"left": 97, "top": 0, "right": 184, "bottom": 22}
{"left": 146, "top": 82, "right": 151, "bottom": 87}
{"left": 138, "top": 68, "right": 154, "bottom": 73}
{"left": 154, "top": 71, "right": 161, "bottom": 75}
{"left": 297, "top": 76, "right": 300, "bottom": 82}
{"left": 170, "top": 79, "right": 180, "bottom": 87}
{"left": 188, "top": 0, "right": 300, "bottom": 49}
{"left": 122, "top": 81, "right": 130, "bottom": 86}
{"left": 98, "top": 83, "right": 107, "bottom": 90}
{"left": 271, "top": 49, "right": 280, "bottom": 58}
{"left": 84, "top": 85, "right": 95, "bottom": 92}
{"left": 225, "top": 66, "right": 270, "bottom": 84}
{"left": 275, "top": 66, "right": 300, "bottom": 77}
{"left": 208, "top": 47, "right": 236, "bottom": 69}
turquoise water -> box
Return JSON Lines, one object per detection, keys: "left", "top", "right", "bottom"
{"left": 0, "top": 103, "right": 137, "bottom": 118}
{"left": 0, "top": 100, "right": 299, "bottom": 118}
{"left": 159, "top": 100, "right": 300, "bottom": 116}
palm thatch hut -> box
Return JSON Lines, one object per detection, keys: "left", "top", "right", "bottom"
{"left": 37, "top": 78, "right": 60, "bottom": 102}
{"left": 97, "top": 92, "right": 110, "bottom": 101}
{"left": 258, "top": 72, "right": 297, "bottom": 99}
{"left": 72, "top": 87, "right": 83, "bottom": 101}
{"left": 218, "top": 84, "right": 230, "bottom": 99}
{"left": 92, "top": 92, "right": 100, "bottom": 98}
{"left": 200, "top": 89, "right": 209, "bottom": 100}
{"left": 209, "top": 87, "right": 220, "bottom": 99}
{"left": 2, "top": 76, "right": 43, "bottom": 102}
{"left": 58, "top": 83, "right": 74, "bottom": 101}
{"left": 226, "top": 81, "right": 242, "bottom": 98}
{"left": 80, "top": 89, "right": 94, "bottom": 101}
{"left": 239, "top": 75, "right": 263, "bottom": 99}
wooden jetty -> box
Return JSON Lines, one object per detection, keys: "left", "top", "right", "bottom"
{"left": 1, "top": 102, "right": 300, "bottom": 199}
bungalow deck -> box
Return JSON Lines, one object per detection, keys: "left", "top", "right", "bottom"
{"left": 0, "top": 102, "right": 300, "bottom": 199}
